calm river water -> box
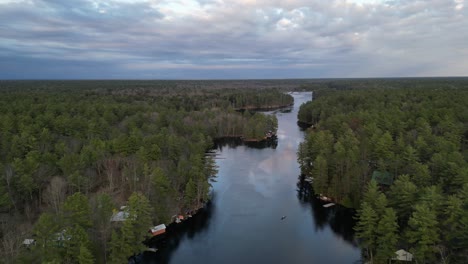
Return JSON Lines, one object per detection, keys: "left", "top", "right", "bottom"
{"left": 144, "top": 92, "right": 361, "bottom": 264}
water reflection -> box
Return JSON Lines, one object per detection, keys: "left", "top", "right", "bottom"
{"left": 296, "top": 178, "right": 358, "bottom": 246}
{"left": 144, "top": 92, "right": 361, "bottom": 264}
{"left": 214, "top": 137, "right": 278, "bottom": 150}
{"left": 143, "top": 198, "right": 215, "bottom": 264}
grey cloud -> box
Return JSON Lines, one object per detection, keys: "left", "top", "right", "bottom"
{"left": 0, "top": 0, "right": 467, "bottom": 79}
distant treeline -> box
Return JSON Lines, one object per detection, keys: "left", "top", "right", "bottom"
{"left": 0, "top": 81, "right": 292, "bottom": 263}
{"left": 297, "top": 82, "right": 468, "bottom": 263}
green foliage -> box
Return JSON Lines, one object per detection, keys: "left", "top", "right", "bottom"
{"left": 406, "top": 204, "right": 440, "bottom": 262}
{"left": 298, "top": 82, "right": 468, "bottom": 262}
{"left": 109, "top": 230, "right": 127, "bottom": 264}
{"left": 62, "top": 226, "right": 92, "bottom": 263}
{"left": 354, "top": 202, "right": 377, "bottom": 261}
{"left": 33, "top": 213, "right": 61, "bottom": 262}
{"left": 375, "top": 208, "right": 399, "bottom": 263}
{"left": 0, "top": 81, "right": 294, "bottom": 261}
{"left": 109, "top": 192, "right": 154, "bottom": 263}
{"left": 388, "top": 175, "right": 418, "bottom": 223}
{"left": 78, "top": 245, "right": 95, "bottom": 264}
{"left": 185, "top": 178, "right": 197, "bottom": 208}
{"left": 62, "top": 192, "right": 92, "bottom": 229}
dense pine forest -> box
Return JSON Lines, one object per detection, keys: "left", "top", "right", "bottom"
{"left": 3, "top": 78, "right": 468, "bottom": 263}
{"left": 297, "top": 79, "right": 468, "bottom": 263}
{"left": 0, "top": 80, "right": 293, "bottom": 263}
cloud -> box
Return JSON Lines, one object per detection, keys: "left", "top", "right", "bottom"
{"left": 0, "top": 0, "right": 467, "bottom": 79}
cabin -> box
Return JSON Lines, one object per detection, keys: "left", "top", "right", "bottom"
{"left": 372, "top": 170, "right": 394, "bottom": 186}
{"left": 110, "top": 205, "right": 130, "bottom": 222}
{"left": 392, "top": 249, "right": 413, "bottom": 261}
{"left": 149, "top": 224, "right": 166, "bottom": 236}
{"left": 22, "top": 239, "right": 35, "bottom": 248}
{"left": 110, "top": 211, "right": 129, "bottom": 222}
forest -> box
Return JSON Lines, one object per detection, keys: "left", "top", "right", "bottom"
{"left": 297, "top": 80, "right": 468, "bottom": 263}
{"left": 0, "top": 80, "right": 293, "bottom": 263}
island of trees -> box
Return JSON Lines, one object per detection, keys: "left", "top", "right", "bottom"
{"left": 0, "top": 80, "right": 293, "bottom": 263}
{"left": 297, "top": 78, "right": 468, "bottom": 263}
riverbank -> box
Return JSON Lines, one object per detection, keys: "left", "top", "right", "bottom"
{"left": 143, "top": 91, "right": 361, "bottom": 264}
{"left": 235, "top": 103, "right": 294, "bottom": 112}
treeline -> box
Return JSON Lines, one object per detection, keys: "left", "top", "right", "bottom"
{"left": 297, "top": 86, "right": 468, "bottom": 263}
{"left": 0, "top": 82, "right": 292, "bottom": 263}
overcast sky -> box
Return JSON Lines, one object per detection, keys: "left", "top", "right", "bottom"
{"left": 0, "top": 0, "right": 466, "bottom": 79}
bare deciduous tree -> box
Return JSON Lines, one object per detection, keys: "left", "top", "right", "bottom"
{"left": 43, "top": 176, "right": 67, "bottom": 214}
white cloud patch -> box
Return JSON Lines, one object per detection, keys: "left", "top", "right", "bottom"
{"left": 0, "top": 0, "right": 467, "bottom": 78}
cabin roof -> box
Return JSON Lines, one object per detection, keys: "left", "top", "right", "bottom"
{"left": 23, "top": 239, "right": 35, "bottom": 245}
{"left": 392, "top": 249, "right": 413, "bottom": 261}
{"left": 110, "top": 211, "right": 129, "bottom": 222}
{"left": 150, "top": 224, "right": 166, "bottom": 232}
{"left": 372, "top": 170, "right": 394, "bottom": 185}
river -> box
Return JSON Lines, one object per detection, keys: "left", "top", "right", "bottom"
{"left": 144, "top": 92, "right": 362, "bottom": 264}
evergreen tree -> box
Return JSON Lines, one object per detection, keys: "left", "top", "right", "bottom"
{"left": 33, "top": 212, "right": 61, "bottom": 262}
{"left": 312, "top": 155, "right": 328, "bottom": 195}
{"left": 406, "top": 203, "right": 440, "bottom": 262}
{"left": 375, "top": 208, "right": 399, "bottom": 263}
{"left": 362, "top": 180, "right": 387, "bottom": 217}
{"left": 63, "top": 226, "right": 92, "bottom": 263}
{"left": 185, "top": 178, "right": 197, "bottom": 208}
{"left": 78, "top": 245, "right": 94, "bottom": 264}
{"left": 362, "top": 180, "right": 380, "bottom": 207}
{"left": 443, "top": 195, "right": 465, "bottom": 252}
{"left": 388, "top": 175, "right": 417, "bottom": 224}
{"left": 110, "top": 191, "right": 154, "bottom": 262}
{"left": 109, "top": 230, "right": 127, "bottom": 264}
{"left": 354, "top": 202, "right": 378, "bottom": 262}
{"left": 62, "top": 192, "right": 92, "bottom": 229}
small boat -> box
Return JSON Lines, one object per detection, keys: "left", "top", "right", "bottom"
{"left": 149, "top": 224, "right": 166, "bottom": 236}
{"left": 323, "top": 203, "right": 335, "bottom": 208}
{"left": 145, "top": 247, "right": 158, "bottom": 252}
{"left": 304, "top": 177, "right": 313, "bottom": 183}
{"left": 319, "top": 194, "right": 332, "bottom": 202}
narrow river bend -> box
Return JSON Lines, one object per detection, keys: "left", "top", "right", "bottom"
{"left": 146, "top": 92, "right": 361, "bottom": 264}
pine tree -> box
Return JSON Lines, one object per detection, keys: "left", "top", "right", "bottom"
{"left": 109, "top": 230, "right": 127, "bottom": 264}
{"left": 388, "top": 175, "right": 417, "bottom": 224}
{"left": 406, "top": 203, "right": 440, "bottom": 262}
{"left": 62, "top": 192, "right": 92, "bottom": 229}
{"left": 419, "top": 185, "right": 444, "bottom": 213}
{"left": 185, "top": 178, "right": 197, "bottom": 208}
{"left": 354, "top": 202, "right": 378, "bottom": 262}
{"left": 63, "top": 226, "right": 92, "bottom": 263}
{"left": 78, "top": 245, "right": 94, "bottom": 264}
{"left": 362, "top": 180, "right": 387, "bottom": 217}
{"left": 120, "top": 219, "right": 137, "bottom": 257}
{"left": 375, "top": 208, "right": 399, "bottom": 263}
{"left": 33, "top": 212, "right": 61, "bottom": 262}
{"left": 443, "top": 195, "right": 465, "bottom": 254}
{"left": 363, "top": 180, "right": 380, "bottom": 208}
{"left": 126, "top": 192, "right": 153, "bottom": 254}
{"left": 312, "top": 155, "right": 328, "bottom": 195}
